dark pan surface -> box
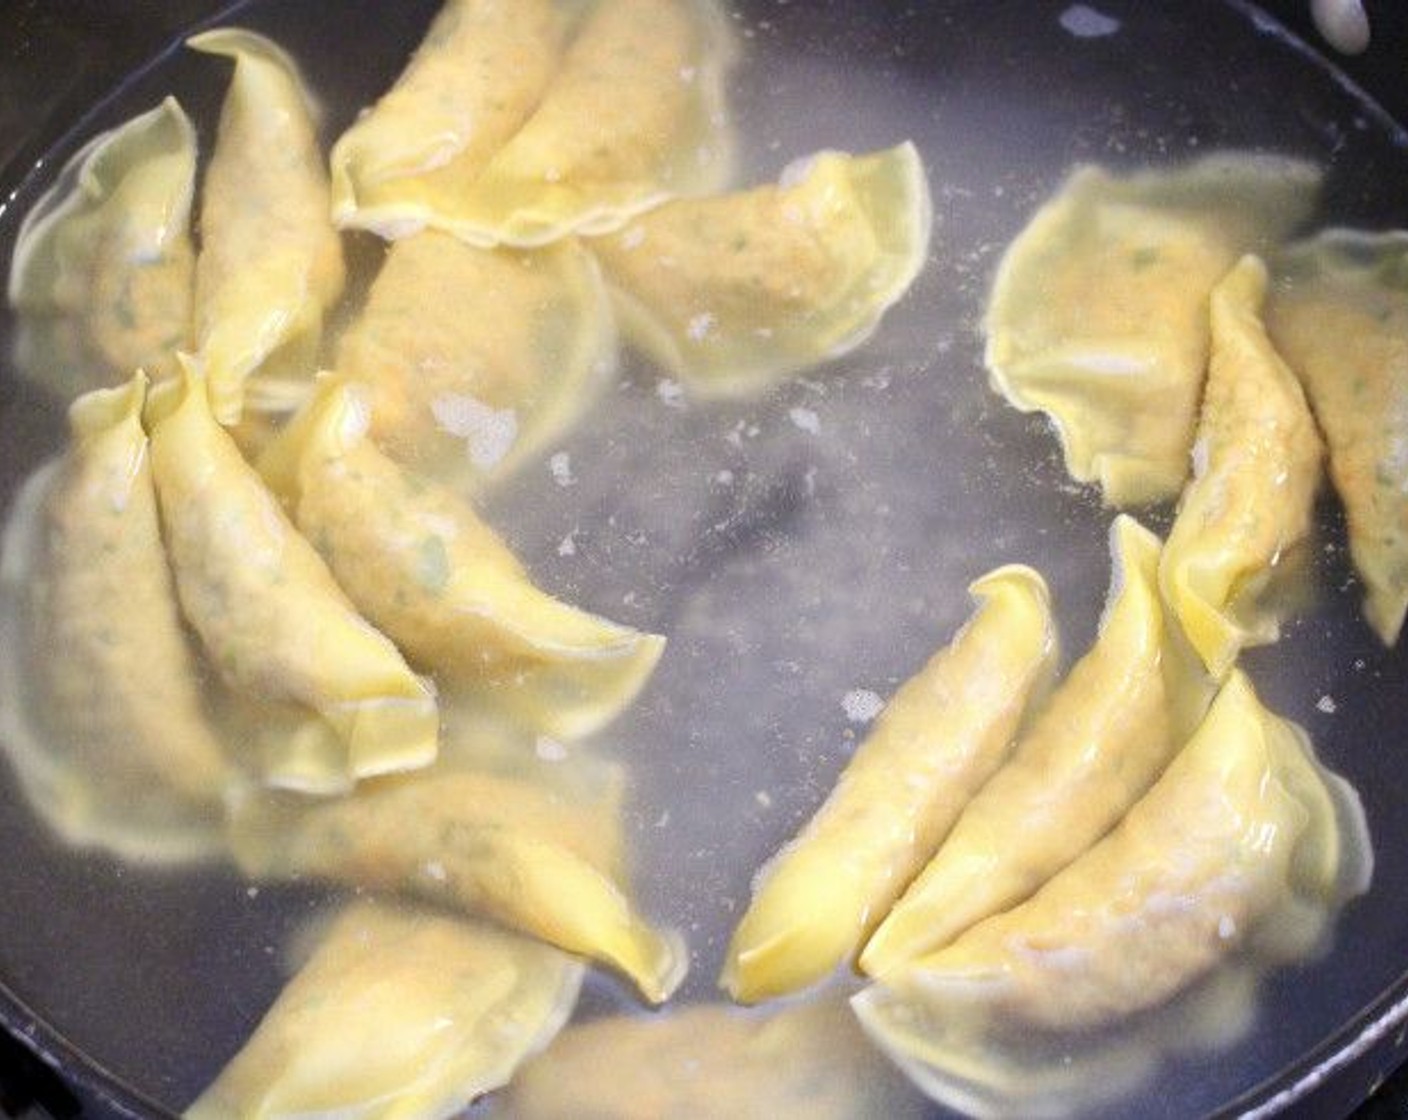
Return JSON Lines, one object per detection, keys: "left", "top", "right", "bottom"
{"left": 2, "top": 2, "right": 1408, "bottom": 1116}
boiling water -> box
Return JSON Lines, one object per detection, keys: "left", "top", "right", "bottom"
{"left": 1, "top": 1, "right": 1408, "bottom": 1115}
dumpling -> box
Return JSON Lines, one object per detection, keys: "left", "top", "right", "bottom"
{"left": 720, "top": 565, "right": 1056, "bottom": 1004}
{"left": 1160, "top": 255, "right": 1323, "bottom": 677}
{"left": 860, "top": 516, "right": 1213, "bottom": 976}
{"left": 330, "top": 0, "right": 571, "bottom": 239}
{"left": 427, "top": 0, "right": 736, "bottom": 248}
{"left": 334, "top": 232, "right": 615, "bottom": 487}
{"left": 862, "top": 671, "right": 1365, "bottom": 1027}
{"left": 853, "top": 671, "right": 1370, "bottom": 1114}
{"left": 985, "top": 154, "right": 1321, "bottom": 507}
{"left": 497, "top": 998, "right": 925, "bottom": 1120}
{"left": 1266, "top": 230, "right": 1408, "bottom": 644}
{"left": 7, "top": 98, "right": 195, "bottom": 399}
{"left": 146, "top": 356, "right": 437, "bottom": 795}
{"left": 0, "top": 374, "right": 228, "bottom": 863}
{"left": 592, "top": 143, "right": 932, "bottom": 398}
{"left": 186, "top": 901, "right": 582, "bottom": 1120}
{"left": 227, "top": 767, "right": 687, "bottom": 1004}
{"left": 260, "top": 378, "right": 663, "bottom": 739}
{"left": 188, "top": 29, "right": 345, "bottom": 425}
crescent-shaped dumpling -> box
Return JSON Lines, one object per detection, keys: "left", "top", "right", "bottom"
{"left": 1160, "top": 255, "right": 1323, "bottom": 677}
{"left": 0, "top": 374, "right": 228, "bottom": 863}
{"left": 592, "top": 143, "right": 933, "bottom": 398}
{"left": 499, "top": 998, "right": 925, "bottom": 1120}
{"left": 227, "top": 767, "right": 686, "bottom": 1004}
{"left": 330, "top": 0, "right": 571, "bottom": 239}
{"left": 188, "top": 28, "right": 345, "bottom": 425}
{"left": 334, "top": 232, "right": 615, "bottom": 488}
{"left": 985, "top": 154, "right": 1321, "bottom": 507}
{"left": 147, "top": 357, "right": 437, "bottom": 795}
{"left": 860, "top": 516, "right": 1214, "bottom": 977}
{"left": 7, "top": 98, "right": 196, "bottom": 399}
{"left": 429, "top": 0, "right": 736, "bottom": 248}
{"left": 853, "top": 671, "right": 1370, "bottom": 1115}
{"left": 259, "top": 378, "right": 664, "bottom": 740}
{"left": 186, "top": 902, "right": 582, "bottom": 1120}
{"left": 1267, "top": 230, "right": 1408, "bottom": 645}
{"left": 721, "top": 565, "right": 1056, "bottom": 1004}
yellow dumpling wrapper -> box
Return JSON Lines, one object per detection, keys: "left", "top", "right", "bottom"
{"left": 721, "top": 565, "right": 1056, "bottom": 1004}
{"left": 330, "top": 0, "right": 571, "bottom": 239}
{"left": 985, "top": 154, "right": 1321, "bottom": 507}
{"left": 497, "top": 998, "right": 925, "bottom": 1120}
{"left": 861, "top": 516, "right": 1214, "bottom": 977}
{"left": 430, "top": 0, "right": 737, "bottom": 248}
{"left": 335, "top": 232, "right": 616, "bottom": 488}
{"left": 147, "top": 357, "right": 437, "bottom": 795}
{"left": 261, "top": 379, "right": 663, "bottom": 739}
{"left": 7, "top": 98, "right": 195, "bottom": 398}
{"left": 592, "top": 143, "right": 932, "bottom": 398}
{"left": 854, "top": 671, "right": 1370, "bottom": 1115}
{"left": 189, "top": 29, "right": 346, "bottom": 425}
{"left": 1160, "top": 256, "right": 1323, "bottom": 678}
{"left": 186, "top": 901, "right": 582, "bottom": 1120}
{"left": 1267, "top": 230, "right": 1408, "bottom": 645}
{"left": 0, "top": 374, "right": 228, "bottom": 864}
{"left": 227, "top": 767, "right": 686, "bottom": 1004}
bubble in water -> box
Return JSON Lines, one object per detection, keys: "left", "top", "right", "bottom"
{"left": 841, "top": 688, "right": 885, "bottom": 723}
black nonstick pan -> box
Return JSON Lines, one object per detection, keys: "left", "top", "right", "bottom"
{"left": 3, "top": 1, "right": 1408, "bottom": 1116}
